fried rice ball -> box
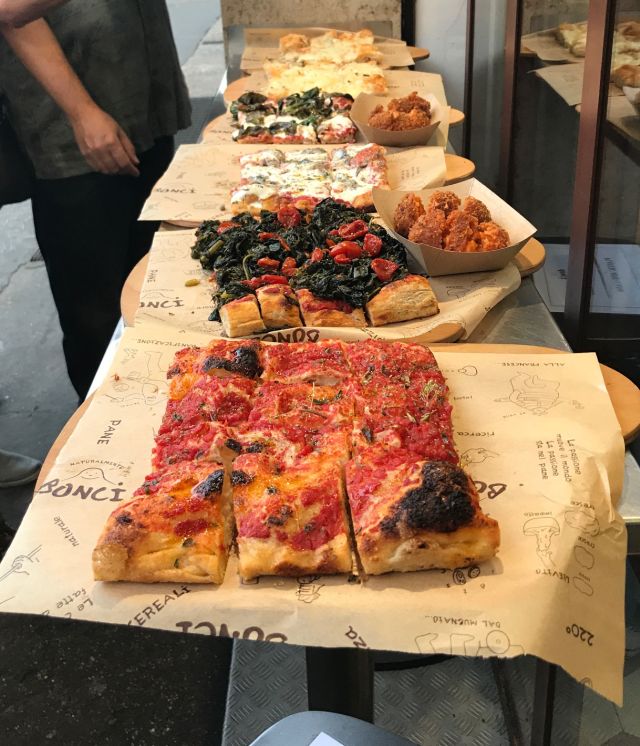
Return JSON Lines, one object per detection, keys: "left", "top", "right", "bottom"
{"left": 399, "top": 109, "right": 431, "bottom": 129}
{"left": 368, "top": 105, "right": 431, "bottom": 131}
{"left": 461, "top": 196, "right": 491, "bottom": 224}
{"left": 427, "top": 190, "right": 461, "bottom": 216}
{"left": 474, "top": 221, "right": 510, "bottom": 251}
{"left": 368, "top": 106, "right": 396, "bottom": 130}
{"left": 388, "top": 91, "right": 432, "bottom": 115}
{"left": 393, "top": 193, "right": 426, "bottom": 237}
{"left": 443, "top": 210, "right": 479, "bottom": 252}
{"left": 407, "top": 208, "right": 446, "bottom": 248}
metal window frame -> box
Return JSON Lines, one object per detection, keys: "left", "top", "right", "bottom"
{"left": 498, "top": 0, "right": 522, "bottom": 201}
{"left": 564, "top": 0, "right": 618, "bottom": 349}
{"left": 463, "top": 0, "right": 476, "bottom": 158}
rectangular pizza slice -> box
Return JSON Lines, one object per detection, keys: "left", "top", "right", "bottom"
{"left": 345, "top": 454, "right": 499, "bottom": 575}
{"left": 167, "top": 340, "right": 262, "bottom": 388}
{"left": 236, "top": 380, "right": 354, "bottom": 466}
{"left": 255, "top": 283, "right": 303, "bottom": 330}
{"left": 260, "top": 339, "right": 350, "bottom": 384}
{"left": 316, "top": 114, "right": 357, "bottom": 144}
{"left": 232, "top": 452, "right": 353, "bottom": 579}
{"left": 93, "top": 461, "right": 233, "bottom": 584}
{"left": 329, "top": 144, "right": 389, "bottom": 208}
{"left": 295, "top": 288, "right": 367, "bottom": 328}
{"left": 365, "top": 275, "right": 439, "bottom": 326}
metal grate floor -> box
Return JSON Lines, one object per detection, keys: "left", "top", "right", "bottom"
{"left": 222, "top": 562, "right": 640, "bottom": 746}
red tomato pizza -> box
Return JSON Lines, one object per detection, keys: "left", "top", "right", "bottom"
{"left": 93, "top": 339, "right": 499, "bottom": 584}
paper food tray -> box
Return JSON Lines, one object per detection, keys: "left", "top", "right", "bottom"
{"left": 373, "top": 179, "right": 536, "bottom": 277}
{"left": 350, "top": 92, "right": 447, "bottom": 147}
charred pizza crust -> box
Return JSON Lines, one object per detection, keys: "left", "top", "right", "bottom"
{"left": 219, "top": 295, "right": 266, "bottom": 338}
{"left": 347, "top": 458, "right": 499, "bottom": 575}
{"left": 256, "top": 283, "right": 303, "bottom": 329}
{"left": 296, "top": 288, "right": 367, "bottom": 328}
{"left": 93, "top": 464, "right": 233, "bottom": 584}
{"left": 366, "top": 275, "right": 439, "bottom": 326}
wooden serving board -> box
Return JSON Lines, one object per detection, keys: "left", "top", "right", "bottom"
{"left": 35, "top": 345, "right": 640, "bottom": 487}
{"left": 408, "top": 46, "right": 429, "bottom": 61}
{"left": 444, "top": 154, "right": 474, "bottom": 183}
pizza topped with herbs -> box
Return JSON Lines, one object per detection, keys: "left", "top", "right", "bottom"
{"left": 93, "top": 339, "right": 500, "bottom": 584}
{"left": 229, "top": 88, "right": 357, "bottom": 145}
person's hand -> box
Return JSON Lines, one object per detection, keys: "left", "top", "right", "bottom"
{"left": 70, "top": 105, "right": 140, "bottom": 176}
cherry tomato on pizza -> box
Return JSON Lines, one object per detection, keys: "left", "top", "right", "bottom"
{"left": 371, "top": 258, "right": 399, "bottom": 282}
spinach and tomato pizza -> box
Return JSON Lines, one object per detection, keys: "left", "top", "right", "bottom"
{"left": 190, "top": 198, "right": 438, "bottom": 337}
{"left": 230, "top": 88, "right": 357, "bottom": 145}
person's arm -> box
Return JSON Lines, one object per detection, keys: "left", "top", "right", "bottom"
{"left": 0, "top": 0, "right": 66, "bottom": 26}
{"left": 1, "top": 19, "right": 140, "bottom": 176}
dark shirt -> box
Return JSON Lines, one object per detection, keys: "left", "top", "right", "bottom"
{"left": 0, "top": 0, "right": 191, "bottom": 178}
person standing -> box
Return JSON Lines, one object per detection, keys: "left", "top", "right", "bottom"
{"left": 0, "top": 1, "right": 190, "bottom": 399}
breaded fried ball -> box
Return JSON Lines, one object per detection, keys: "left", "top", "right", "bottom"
{"left": 368, "top": 107, "right": 430, "bottom": 131}
{"left": 407, "top": 208, "right": 446, "bottom": 248}
{"left": 462, "top": 196, "right": 491, "bottom": 224}
{"left": 388, "top": 92, "right": 431, "bottom": 115}
{"left": 427, "top": 190, "right": 461, "bottom": 216}
{"left": 443, "top": 210, "right": 479, "bottom": 252}
{"left": 368, "top": 108, "right": 397, "bottom": 130}
{"left": 401, "top": 109, "right": 431, "bottom": 129}
{"left": 393, "top": 193, "right": 426, "bottom": 237}
{"left": 475, "top": 221, "right": 510, "bottom": 251}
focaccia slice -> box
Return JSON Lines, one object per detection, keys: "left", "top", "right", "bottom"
{"left": 611, "top": 63, "right": 640, "bottom": 88}
{"left": 93, "top": 462, "right": 233, "bottom": 584}
{"left": 555, "top": 22, "right": 586, "bottom": 50}
{"left": 366, "top": 275, "right": 439, "bottom": 326}
{"left": 346, "top": 456, "right": 499, "bottom": 575}
{"left": 219, "top": 295, "right": 266, "bottom": 338}
{"left": 296, "top": 288, "right": 367, "bottom": 328}
{"left": 265, "top": 60, "right": 387, "bottom": 99}
{"left": 232, "top": 452, "right": 353, "bottom": 579}
{"left": 256, "top": 283, "right": 303, "bottom": 329}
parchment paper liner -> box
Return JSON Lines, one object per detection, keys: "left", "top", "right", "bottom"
{"left": 0, "top": 322, "right": 626, "bottom": 704}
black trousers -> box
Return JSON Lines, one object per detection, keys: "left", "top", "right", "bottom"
{"left": 32, "top": 136, "right": 174, "bottom": 400}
